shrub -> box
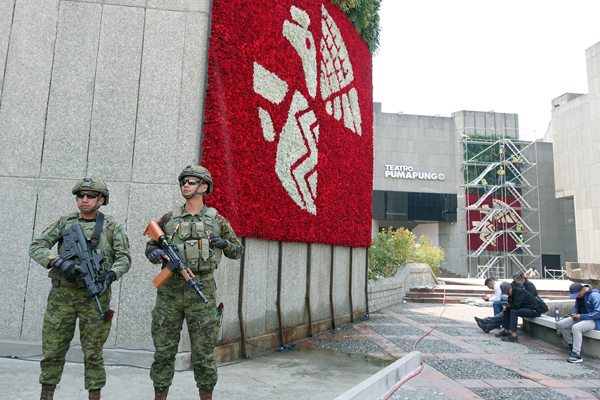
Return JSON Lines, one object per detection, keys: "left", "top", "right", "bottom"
{"left": 368, "top": 227, "right": 445, "bottom": 279}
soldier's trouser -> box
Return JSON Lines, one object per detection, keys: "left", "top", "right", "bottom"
{"left": 557, "top": 317, "right": 596, "bottom": 354}
{"left": 151, "top": 277, "right": 220, "bottom": 391}
{"left": 40, "top": 286, "right": 111, "bottom": 390}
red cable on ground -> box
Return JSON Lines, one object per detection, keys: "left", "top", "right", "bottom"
{"left": 382, "top": 285, "right": 447, "bottom": 400}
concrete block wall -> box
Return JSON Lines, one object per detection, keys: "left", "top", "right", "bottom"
{"left": 367, "top": 264, "right": 437, "bottom": 312}
{"left": 0, "top": 0, "right": 368, "bottom": 362}
{"left": 549, "top": 40, "right": 600, "bottom": 264}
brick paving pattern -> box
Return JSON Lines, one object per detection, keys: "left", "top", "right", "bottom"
{"left": 300, "top": 302, "right": 600, "bottom": 399}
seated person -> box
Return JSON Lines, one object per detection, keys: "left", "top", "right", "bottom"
{"left": 481, "top": 278, "right": 510, "bottom": 315}
{"left": 495, "top": 281, "right": 542, "bottom": 342}
{"left": 476, "top": 275, "right": 536, "bottom": 334}
{"left": 557, "top": 283, "right": 600, "bottom": 363}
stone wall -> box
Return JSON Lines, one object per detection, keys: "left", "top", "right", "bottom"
{"left": 0, "top": 0, "right": 367, "bottom": 364}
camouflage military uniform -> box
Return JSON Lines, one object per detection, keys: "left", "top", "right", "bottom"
{"left": 29, "top": 213, "right": 131, "bottom": 391}
{"left": 146, "top": 205, "right": 243, "bottom": 391}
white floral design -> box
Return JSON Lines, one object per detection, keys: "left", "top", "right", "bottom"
{"left": 253, "top": 4, "right": 362, "bottom": 215}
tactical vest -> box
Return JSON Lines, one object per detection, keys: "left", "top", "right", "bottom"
{"left": 169, "top": 206, "right": 222, "bottom": 273}
{"left": 48, "top": 212, "right": 115, "bottom": 287}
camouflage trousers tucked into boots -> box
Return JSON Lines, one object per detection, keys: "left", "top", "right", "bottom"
{"left": 89, "top": 389, "right": 101, "bottom": 399}
{"left": 154, "top": 386, "right": 169, "bottom": 400}
{"left": 199, "top": 388, "right": 213, "bottom": 399}
{"left": 40, "top": 384, "right": 56, "bottom": 400}
{"left": 40, "top": 286, "right": 112, "bottom": 391}
{"left": 150, "top": 279, "right": 220, "bottom": 389}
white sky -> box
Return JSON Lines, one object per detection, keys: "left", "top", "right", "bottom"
{"left": 372, "top": 1, "right": 600, "bottom": 141}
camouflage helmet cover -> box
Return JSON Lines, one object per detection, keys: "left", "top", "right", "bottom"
{"left": 72, "top": 177, "right": 109, "bottom": 205}
{"left": 178, "top": 165, "right": 213, "bottom": 195}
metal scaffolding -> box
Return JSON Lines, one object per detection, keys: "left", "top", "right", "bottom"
{"left": 460, "top": 128, "right": 542, "bottom": 279}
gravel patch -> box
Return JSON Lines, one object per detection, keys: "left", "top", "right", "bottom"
{"left": 433, "top": 326, "right": 486, "bottom": 336}
{"left": 404, "top": 315, "right": 463, "bottom": 325}
{"left": 311, "top": 338, "right": 387, "bottom": 354}
{"left": 472, "top": 387, "right": 570, "bottom": 400}
{"left": 322, "top": 325, "right": 364, "bottom": 336}
{"left": 465, "top": 340, "right": 548, "bottom": 354}
{"left": 426, "top": 359, "right": 524, "bottom": 379}
{"left": 388, "top": 386, "right": 453, "bottom": 400}
{"left": 364, "top": 315, "right": 403, "bottom": 324}
{"left": 391, "top": 339, "right": 466, "bottom": 353}
{"left": 514, "top": 358, "right": 600, "bottom": 380}
{"left": 582, "top": 388, "right": 600, "bottom": 397}
{"left": 368, "top": 325, "right": 427, "bottom": 337}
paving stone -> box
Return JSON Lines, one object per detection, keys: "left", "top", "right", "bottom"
{"left": 365, "top": 315, "right": 403, "bottom": 324}
{"left": 514, "top": 359, "right": 600, "bottom": 380}
{"left": 582, "top": 387, "right": 600, "bottom": 397}
{"left": 388, "top": 386, "right": 454, "bottom": 400}
{"left": 311, "top": 338, "right": 387, "bottom": 354}
{"left": 426, "top": 359, "right": 525, "bottom": 380}
{"left": 369, "top": 325, "right": 427, "bottom": 337}
{"left": 465, "top": 339, "right": 548, "bottom": 354}
{"left": 471, "top": 387, "right": 570, "bottom": 400}
{"left": 434, "top": 326, "right": 487, "bottom": 336}
{"left": 404, "top": 315, "right": 463, "bottom": 325}
{"left": 391, "top": 339, "right": 466, "bottom": 354}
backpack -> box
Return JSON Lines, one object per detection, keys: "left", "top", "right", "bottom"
{"left": 535, "top": 296, "right": 549, "bottom": 314}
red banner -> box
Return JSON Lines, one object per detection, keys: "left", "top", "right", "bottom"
{"left": 202, "top": 0, "right": 373, "bottom": 247}
{"left": 466, "top": 194, "right": 522, "bottom": 251}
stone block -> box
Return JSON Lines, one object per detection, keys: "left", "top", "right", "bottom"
{"left": 0, "top": 0, "right": 59, "bottom": 177}
{"left": 332, "top": 246, "right": 351, "bottom": 318}
{"left": 147, "top": 0, "right": 210, "bottom": 12}
{"left": 87, "top": 5, "right": 144, "bottom": 181}
{"left": 105, "top": 0, "right": 146, "bottom": 6}
{"left": 214, "top": 254, "right": 242, "bottom": 344}
{"left": 280, "top": 242, "right": 308, "bottom": 329}
{"left": 0, "top": 0, "right": 15, "bottom": 99}
{"left": 41, "top": 2, "right": 102, "bottom": 179}
{"left": 309, "top": 243, "right": 333, "bottom": 323}
{"left": 131, "top": 9, "right": 186, "bottom": 184}
{"left": 114, "top": 182, "right": 181, "bottom": 350}
{"left": 0, "top": 177, "right": 38, "bottom": 339}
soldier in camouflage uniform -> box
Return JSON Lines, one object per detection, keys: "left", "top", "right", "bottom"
{"left": 146, "top": 165, "right": 243, "bottom": 400}
{"left": 29, "top": 178, "right": 131, "bottom": 400}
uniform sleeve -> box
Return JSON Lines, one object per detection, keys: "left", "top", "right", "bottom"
{"left": 29, "top": 218, "right": 66, "bottom": 269}
{"left": 217, "top": 216, "right": 244, "bottom": 260}
{"left": 145, "top": 213, "right": 170, "bottom": 257}
{"left": 109, "top": 220, "right": 132, "bottom": 280}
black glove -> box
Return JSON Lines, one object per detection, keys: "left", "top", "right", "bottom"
{"left": 147, "top": 247, "right": 166, "bottom": 264}
{"left": 53, "top": 257, "right": 86, "bottom": 282}
{"left": 209, "top": 233, "right": 228, "bottom": 249}
{"left": 97, "top": 271, "right": 116, "bottom": 298}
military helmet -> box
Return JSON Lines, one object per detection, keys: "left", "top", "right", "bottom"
{"left": 72, "top": 177, "right": 109, "bottom": 205}
{"left": 178, "top": 165, "right": 213, "bottom": 195}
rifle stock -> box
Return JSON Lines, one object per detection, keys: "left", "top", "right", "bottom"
{"left": 144, "top": 220, "right": 209, "bottom": 303}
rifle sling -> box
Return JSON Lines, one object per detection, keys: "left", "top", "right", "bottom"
{"left": 89, "top": 212, "right": 104, "bottom": 250}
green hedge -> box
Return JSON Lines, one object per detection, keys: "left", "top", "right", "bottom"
{"left": 331, "top": 0, "right": 381, "bottom": 54}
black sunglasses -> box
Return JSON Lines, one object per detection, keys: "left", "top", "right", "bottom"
{"left": 180, "top": 178, "right": 203, "bottom": 186}
{"left": 76, "top": 192, "right": 100, "bottom": 199}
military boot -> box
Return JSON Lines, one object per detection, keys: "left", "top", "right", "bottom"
{"left": 89, "top": 389, "right": 101, "bottom": 400}
{"left": 199, "top": 388, "right": 213, "bottom": 400}
{"left": 40, "top": 385, "right": 56, "bottom": 400}
{"left": 154, "top": 386, "right": 169, "bottom": 400}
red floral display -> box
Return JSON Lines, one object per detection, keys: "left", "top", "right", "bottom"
{"left": 203, "top": 0, "right": 373, "bottom": 247}
{"left": 466, "top": 194, "right": 522, "bottom": 251}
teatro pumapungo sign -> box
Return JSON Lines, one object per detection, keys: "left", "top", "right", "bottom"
{"left": 385, "top": 165, "right": 445, "bottom": 181}
{"left": 202, "top": 0, "right": 374, "bottom": 247}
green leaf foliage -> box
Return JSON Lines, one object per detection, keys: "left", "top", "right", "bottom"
{"left": 368, "top": 227, "right": 445, "bottom": 279}
{"left": 330, "top": 0, "right": 381, "bottom": 54}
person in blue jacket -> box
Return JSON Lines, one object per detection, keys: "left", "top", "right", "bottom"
{"left": 557, "top": 283, "right": 600, "bottom": 363}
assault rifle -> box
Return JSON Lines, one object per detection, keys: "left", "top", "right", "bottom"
{"left": 60, "top": 224, "right": 106, "bottom": 317}
{"left": 143, "top": 220, "right": 208, "bottom": 303}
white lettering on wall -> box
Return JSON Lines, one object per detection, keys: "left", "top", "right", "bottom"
{"left": 384, "top": 165, "right": 445, "bottom": 181}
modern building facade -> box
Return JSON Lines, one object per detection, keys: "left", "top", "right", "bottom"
{"left": 372, "top": 103, "right": 577, "bottom": 278}
{"left": 545, "top": 40, "right": 600, "bottom": 264}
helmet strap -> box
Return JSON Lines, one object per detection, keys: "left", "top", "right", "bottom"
{"left": 182, "top": 186, "right": 206, "bottom": 199}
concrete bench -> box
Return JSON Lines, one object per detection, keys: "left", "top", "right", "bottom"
{"left": 522, "top": 315, "right": 600, "bottom": 358}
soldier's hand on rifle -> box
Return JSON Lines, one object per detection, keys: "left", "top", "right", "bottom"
{"left": 97, "top": 271, "right": 116, "bottom": 297}
{"left": 52, "top": 257, "right": 86, "bottom": 282}
{"left": 208, "top": 233, "right": 228, "bottom": 249}
{"left": 147, "top": 247, "right": 169, "bottom": 264}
